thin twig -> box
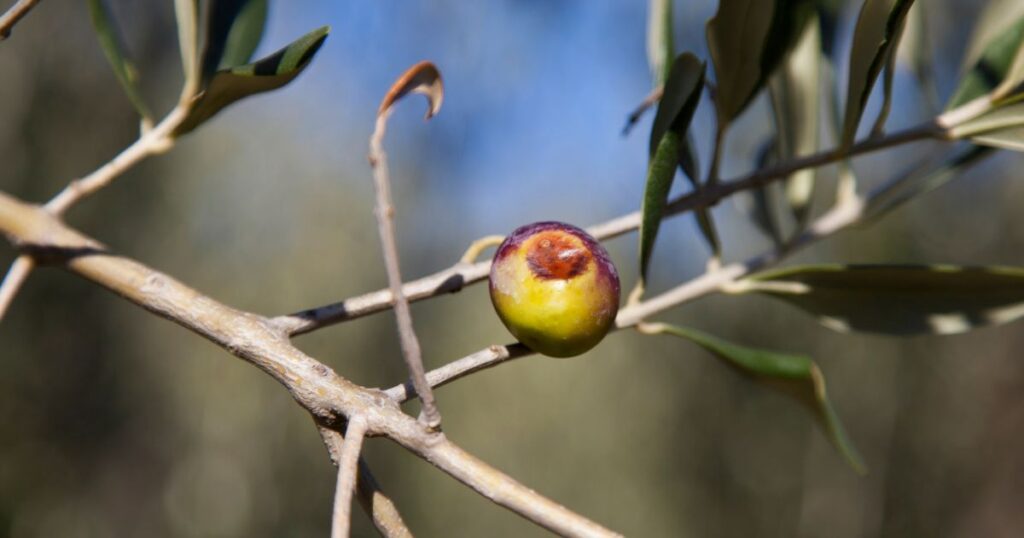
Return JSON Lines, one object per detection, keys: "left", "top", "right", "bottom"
{"left": 331, "top": 416, "right": 368, "bottom": 538}
{"left": 369, "top": 109, "right": 440, "bottom": 428}
{"left": 385, "top": 343, "right": 532, "bottom": 403}
{"left": 275, "top": 120, "right": 944, "bottom": 336}
{"left": 367, "top": 62, "right": 445, "bottom": 428}
{"left": 0, "top": 0, "right": 40, "bottom": 40}
{"left": 0, "top": 254, "right": 33, "bottom": 319}
{"left": 622, "top": 84, "right": 664, "bottom": 135}
{"left": 0, "top": 104, "right": 188, "bottom": 323}
{"left": 0, "top": 190, "right": 620, "bottom": 536}
{"left": 317, "top": 426, "right": 413, "bottom": 538}
{"left": 44, "top": 104, "right": 186, "bottom": 215}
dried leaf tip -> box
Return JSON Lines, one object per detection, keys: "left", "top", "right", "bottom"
{"left": 378, "top": 61, "right": 444, "bottom": 119}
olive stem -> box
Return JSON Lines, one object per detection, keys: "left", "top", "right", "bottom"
{"left": 330, "top": 416, "right": 368, "bottom": 538}
{"left": 459, "top": 235, "right": 506, "bottom": 264}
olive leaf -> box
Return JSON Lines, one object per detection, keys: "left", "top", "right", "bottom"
{"left": 174, "top": 25, "right": 330, "bottom": 136}
{"left": 864, "top": 145, "right": 993, "bottom": 220}
{"left": 706, "top": 0, "right": 815, "bottom": 127}
{"left": 949, "top": 101, "right": 1024, "bottom": 143}
{"left": 87, "top": 0, "right": 153, "bottom": 122}
{"left": 218, "top": 0, "right": 268, "bottom": 69}
{"left": 896, "top": 2, "right": 940, "bottom": 113}
{"left": 200, "top": 0, "right": 269, "bottom": 82}
{"left": 948, "top": 14, "right": 1024, "bottom": 110}
{"left": 745, "top": 264, "right": 1024, "bottom": 335}
{"left": 840, "top": 0, "right": 914, "bottom": 149}
{"left": 639, "top": 54, "right": 708, "bottom": 282}
{"left": 642, "top": 322, "right": 864, "bottom": 473}
{"left": 647, "top": 0, "right": 673, "bottom": 86}
{"left": 768, "top": 15, "right": 821, "bottom": 231}
{"left": 174, "top": 0, "right": 200, "bottom": 91}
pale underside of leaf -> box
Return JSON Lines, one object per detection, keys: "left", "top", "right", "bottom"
{"left": 896, "top": 2, "right": 939, "bottom": 113}
{"left": 174, "top": 0, "right": 200, "bottom": 95}
{"left": 643, "top": 322, "right": 864, "bottom": 473}
{"left": 747, "top": 265, "right": 1024, "bottom": 335}
{"left": 768, "top": 15, "right": 821, "bottom": 229}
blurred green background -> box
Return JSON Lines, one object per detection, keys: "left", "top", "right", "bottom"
{"left": 2, "top": 1, "right": 1024, "bottom": 536}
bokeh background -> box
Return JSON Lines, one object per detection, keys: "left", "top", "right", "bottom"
{"left": 3, "top": 1, "right": 1024, "bottom": 536}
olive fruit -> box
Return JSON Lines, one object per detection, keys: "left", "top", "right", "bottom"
{"left": 489, "top": 221, "right": 620, "bottom": 357}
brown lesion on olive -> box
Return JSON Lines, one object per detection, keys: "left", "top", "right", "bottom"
{"left": 526, "top": 231, "right": 591, "bottom": 280}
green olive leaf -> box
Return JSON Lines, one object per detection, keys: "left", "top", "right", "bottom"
{"left": 707, "top": 0, "right": 816, "bottom": 127}
{"left": 840, "top": 0, "right": 914, "bottom": 148}
{"left": 218, "top": 0, "right": 268, "bottom": 69}
{"left": 174, "top": 25, "right": 330, "bottom": 137}
{"left": 640, "top": 54, "right": 708, "bottom": 281}
{"left": 947, "top": 11, "right": 1024, "bottom": 110}
{"left": 746, "top": 264, "right": 1024, "bottom": 335}
{"left": 643, "top": 322, "right": 864, "bottom": 473}
{"left": 87, "top": 0, "right": 153, "bottom": 122}
{"left": 200, "top": 0, "right": 268, "bottom": 82}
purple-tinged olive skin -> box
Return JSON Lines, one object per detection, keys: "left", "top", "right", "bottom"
{"left": 489, "top": 222, "right": 620, "bottom": 357}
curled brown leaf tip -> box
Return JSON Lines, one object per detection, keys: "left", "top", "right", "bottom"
{"left": 378, "top": 61, "right": 444, "bottom": 119}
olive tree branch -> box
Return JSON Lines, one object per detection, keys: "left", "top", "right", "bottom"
{"left": 0, "top": 0, "right": 40, "bottom": 40}
{"left": 0, "top": 190, "right": 620, "bottom": 538}
{"left": 317, "top": 425, "right": 412, "bottom": 537}
{"left": 274, "top": 120, "right": 945, "bottom": 336}
{"left": 331, "top": 416, "right": 368, "bottom": 538}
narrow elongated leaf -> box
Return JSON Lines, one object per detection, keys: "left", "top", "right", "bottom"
{"left": 643, "top": 322, "right": 864, "bottom": 473}
{"left": 174, "top": 26, "right": 330, "bottom": 136}
{"left": 747, "top": 265, "right": 1024, "bottom": 335}
{"left": 647, "top": 0, "right": 673, "bottom": 86}
{"left": 87, "top": 0, "right": 152, "bottom": 121}
{"left": 219, "top": 0, "right": 268, "bottom": 68}
{"left": 971, "top": 126, "right": 1024, "bottom": 152}
{"left": 707, "top": 0, "right": 815, "bottom": 126}
{"left": 865, "top": 145, "right": 993, "bottom": 219}
{"left": 840, "top": 0, "right": 914, "bottom": 148}
{"left": 947, "top": 14, "right": 1024, "bottom": 110}
{"left": 897, "top": 2, "right": 939, "bottom": 113}
{"left": 640, "top": 55, "right": 707, "bottom": 280}
{"left": 950, "top": 101, "right": 1024, "bottom": 139}
{"left": 199, "top": 0, "right": 256, "bottom": 82}
{"left": 869, "top": 11, "right": 907, "bottom": 136}
{"left": 769, "top": 15, "right": 821, "bottom": 228}
{"left": 174, "top": 0, "right": 200, "bottom": 92}
{"left": 745, "top": 137, "right": 786, "bottom": 245}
